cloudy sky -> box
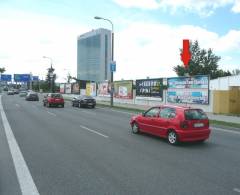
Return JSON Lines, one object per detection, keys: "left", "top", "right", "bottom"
{"left": 0, "top": 0, "right": 240, "bottom": 82}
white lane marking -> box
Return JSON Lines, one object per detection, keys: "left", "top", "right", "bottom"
{"left": 46, "top": 111, "right": 57, "bottom": 116}
{"left": 96, "top": 107, "right": 134, "bottom": 115}
{"left": 234, "top": 188, "right": 240, "bottom": 193}
{"left": 80, "top": 110, "right": 96, "bottom": 115}
{"left": 0, "top": 95, "right": 40, "bottom": 195}
{"left": 80, "top": 125, "right": 109, "bottom": 138}
{"left": 15, "top": 104, "right": 20, "bottom": 107}
{"left": 212, "top": 127, "right": 240, "bottom": 135}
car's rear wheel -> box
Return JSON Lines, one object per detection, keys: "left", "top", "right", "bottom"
{"left": 168, "top": 131, "right": 178, "bottom": 145}
{"left": 132, "top": 122, "right": 140, "bottom": 134}
{"left": 62, "top": 104, "right": 64, "bottom": 108}
{"left": 78, "top": 103, "right": 82, "bottom": 108}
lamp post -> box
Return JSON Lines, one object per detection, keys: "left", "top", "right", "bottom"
{"left": 43, "top": 56, "right": 54, "bottom": 93}
{"left": 94, "top": 16, "right": 114, "bottom": 107}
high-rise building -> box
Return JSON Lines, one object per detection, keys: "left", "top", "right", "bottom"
{"left": 77, "top": 28, "right": 112, "bottom": 82}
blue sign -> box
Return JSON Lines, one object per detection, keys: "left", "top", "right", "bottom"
{"left": 110, "top": 61, "right": 116, "bottom": 72}
{"left": 32, "top": 76, "right": 39, "bottom": 81}
{"left": 14, "top": 74, "right": 31, "bottom": 82}
{"left": 0, "top": 74, "right": 12, "bottom": 81}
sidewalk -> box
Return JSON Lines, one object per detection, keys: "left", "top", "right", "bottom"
{"left": 97, "top": 100, "right": 240, "bottom": 124}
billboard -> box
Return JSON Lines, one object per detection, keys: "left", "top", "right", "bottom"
{"left": 114, "top": 80, "right": 133, "bottom": 99}
{"left": 0, "top": 74, "right": 12, "bottom": 81}
{"left": 14, "top": 74, "right": 31, "bottom": 82}
{"left": 167, "top": 75, "right": 209, "bottom": 105}
{"left": 136, "top": 78, "right": 163, "bottom": 100}
{"left": 86, "top": 82, "right": 96, "bottom": 96}
{"left": 65, "top": 83, "right": 72, "bottom": 94}
{"left": 72, "top": 83, "right": 80, "bottom": 94}
{"left": 60, "top": 83, "right": 65, "bottom": 93}
{"left": 97, "top": 82, "right": 110, "bottom": 97}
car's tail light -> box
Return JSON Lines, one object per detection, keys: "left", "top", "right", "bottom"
{"left": 180, "top": 120, "right": 189, "bottom": 129}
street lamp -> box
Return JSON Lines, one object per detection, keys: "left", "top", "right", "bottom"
{"left": 94, "top": 16, "right": 114, "bottom": 107}
{"left": 43, "top": 56, "right": 54, "bottom": 93}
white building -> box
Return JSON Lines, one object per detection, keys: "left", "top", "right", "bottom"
{"left": 210, "top": 75, "right": 240, "bottom": 90}
{"left": 77, "top": 28, "right": 112, "bottom": 82}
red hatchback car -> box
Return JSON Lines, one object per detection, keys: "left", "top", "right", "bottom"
{"left": 130, "top": 105, "right": 211, "bottom": 145}
{"left": 43, "top": 93, "right": 65, "bottom": 108}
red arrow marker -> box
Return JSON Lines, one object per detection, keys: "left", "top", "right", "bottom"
{"left": 180, "top": 39, "right": 191, "bottom": 68}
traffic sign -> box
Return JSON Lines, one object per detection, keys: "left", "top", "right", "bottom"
{"left": 110, "top": 61, "right": 116, "bottom": 72}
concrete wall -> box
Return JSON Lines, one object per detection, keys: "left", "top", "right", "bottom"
{"left": 210, "top": 75, "right": 240, "bottom": 90}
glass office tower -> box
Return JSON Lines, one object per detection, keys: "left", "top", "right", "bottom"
{"left": 77, "top": 28, "right": 112, "bottom": 82}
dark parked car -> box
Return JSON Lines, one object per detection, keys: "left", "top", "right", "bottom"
{"left": 130, "top": 105, "right": 211, "bottom": 145}
{"left": 25, "top": 92, "right": 39, "bottom": 101}
{"left": 43, "top": 93, "right": 64, "bottom": 107}
{"left": 72, "top": 95, "right": 96, "bottom": 108}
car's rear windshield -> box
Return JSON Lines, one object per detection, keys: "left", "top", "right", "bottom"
{"left": 185, "top": 109, "right": 208, "bottom": 120}
{"left": 51, "top": 94, "right": 62, "bottom": 98}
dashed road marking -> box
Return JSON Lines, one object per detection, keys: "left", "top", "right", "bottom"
{"left": 46, "top": 111, "right": 57, "bottom": 116}
{"left": 80, "top": 125, "right": 109, "bottom": 138}
{"left": 213, "top": 127, "right": 240, "bottom": 135}
{"left": 0, "top": 95, "right": 40, "bottom": 195}
{"left": 234, "top": 188, "right": 240, "bottom": 193}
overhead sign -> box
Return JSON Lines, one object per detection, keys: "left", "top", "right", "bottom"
{"left": 110, "top": 61, "right": 116, "bottom": 72}
{"left": 167, "top": 75, "right": 209, "bottom": 105}
{"left": 32, "top": 76, "right": 39, "bottom": 81}
{"left": 14, "top": 74, "right": 31, "bottom": 82}
{"left": 0, "top": 74, "right": 12, "bottom": 81}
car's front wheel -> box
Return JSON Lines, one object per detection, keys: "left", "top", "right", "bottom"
{"left": 132, "top": 122, "right": 140, "bottom": 134}
{"left": 168, "top": 130, "right": 178, "bottom": 145}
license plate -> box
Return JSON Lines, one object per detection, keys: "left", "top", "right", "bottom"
{"left": 194, "top": 123, "right": 204, "bottom": 127}
{"left": 88, "top": 103, "right": 93, "bottom": 105}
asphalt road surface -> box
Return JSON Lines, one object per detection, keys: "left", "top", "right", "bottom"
{"left": 0, "top": 94, "right": 240, "bottom": 195}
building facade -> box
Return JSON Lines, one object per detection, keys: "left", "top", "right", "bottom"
{"left": 77, "top": 28, "right": 112, "bottom": 82}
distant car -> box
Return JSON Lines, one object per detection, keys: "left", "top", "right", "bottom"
{"left": 25, "top": 92, "right": 39, "bottom": 101}
{"left": 13, "top": 89, "right": 19, "bottom": 94}
{"left": 19, "top": 91, "right": 28, "bottom": 97}
{"left": 130, "top": 105, "right": 211, "bottom": 145}
{"left": 7, "top": 90, "right": 14, "bottom": 95}
{"left": 72, "top": 95, "right": 96, "bottom": 108}
{"left": 43, "top": 93, "right": 64, "bottom": 107}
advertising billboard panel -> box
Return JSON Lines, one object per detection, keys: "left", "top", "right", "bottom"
{"left": 136, "top": 78, "right": 163, "bottom": 100}
{"left": 167, "top": 75, "right": 209, "bottom": 104}
{"left": 114, "top": 80, "right": 133, "bottom": 99}
{"left": 65, "top": 83, "right": 72, "bottom": 94}
{"left": 60, "top": 83, "right": 65, "bottom": 94}
{"left": 72, "top": 83, "right": 80, "bottom": 94}
{"left": 97, "top": 82, "right": 110, "bottom": 97}
{"left": 86, "top": 83, "right": 96, "bottom": 97}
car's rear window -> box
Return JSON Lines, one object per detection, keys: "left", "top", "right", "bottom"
{"left": 185, "top": 109, "right": 208, "bottom": 120}
{"left": 51, "top": 94, "right": 62, "bottom": 98}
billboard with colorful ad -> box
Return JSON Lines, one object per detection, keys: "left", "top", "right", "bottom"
{"left": 60, "top": 83, "right": 65, "bottom": 93}
{"left": 86, "top": 82, "right": 96, "bottom": 97}
{"left": 136, "top": 78, "right": 163, "bottom": 100}
{"left": 72, "top": 83, "right": 80, "bottom": 94}
{"left": 114, "top": 80, "right": 133, "bottom": 99}
{"left": 97, "top": 82, "right": 110, "bottom": 97}
{"left": 167, "top": 75, "right": 209, "bottom": 104}
{"left": 65, "top": 83, "right": 72, "bottom": 94}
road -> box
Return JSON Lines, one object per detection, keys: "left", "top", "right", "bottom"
{"left": 0, "top": 94, "right": 240, "bottom": 195}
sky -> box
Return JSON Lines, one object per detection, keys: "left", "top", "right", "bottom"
{"left": 0, "top": 0, "right": 240, "bottom": 82}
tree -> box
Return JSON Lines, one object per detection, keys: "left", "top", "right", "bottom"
{"left": 232, "top": 69, "right": 240, "bottom": 75}
{"left": 45, "top": 66, "right": 56, "bottom": 92}
{"left": 0, "top": 67, "right": 6, "bottom": 74}
{"left": 173, "top": 40, "right": 231, "bottom": 79}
